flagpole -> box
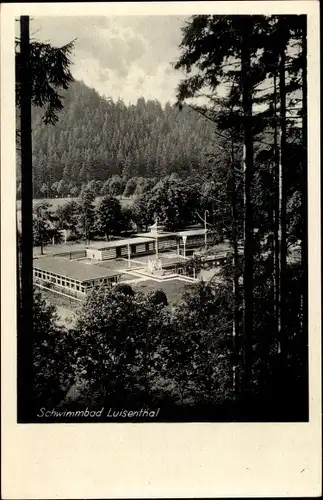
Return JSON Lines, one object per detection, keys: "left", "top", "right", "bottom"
{"left": 127, "top": 243, "right": 131, "bottom": 268}
{"left": 154, "top": 218, "right": 159, "bottom": 261}
{"left": 150, "top": 219, "right": 158, "bottom": 262}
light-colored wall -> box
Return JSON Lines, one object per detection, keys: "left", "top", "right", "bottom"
{"left": 86, "top": 248, "right": 102, "bottom": 260}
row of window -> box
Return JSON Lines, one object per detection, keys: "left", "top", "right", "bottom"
{"left": 181, "top": 236, "right": 205, "bottom": 245}
{"left": 107, "top": 240, "right": 178, "bottom": 257}
{"left": 34, "top": 269, "right": 85, "bottom": 292}
{"left": 158, "top": 239, "right": 177, "bottom": 250}
{"left": 33, "top": 269, "right": 119, "bottom": 292}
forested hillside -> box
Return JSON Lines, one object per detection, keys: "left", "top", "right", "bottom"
{"left": 25, "top": 80, "right": 217, "bottom": 197}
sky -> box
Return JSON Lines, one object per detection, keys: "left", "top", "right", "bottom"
{"left": 28, "top": 16, "right": 189, "bottom": 105}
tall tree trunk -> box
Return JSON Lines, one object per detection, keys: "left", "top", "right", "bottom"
{"left": 17, "top": 222, "right": 22, "bottom": 315}
{"left": 241, "top": 27, "right": 254, "bottom": 390}
{"left": 143, "top": 328, "right": 150, "bottom": 403}
{"left": 300, "top": 16, "right": 308, "bottom": 411}
{"left": 231, "top": 139, "right": 239, "bottom": 399}
{"left": 273, "top": 72, "right": 281, "bottom": 353}
{"left": 278, "top": 36, "right": 287, "bottom": 359}
{"left": 18, "top": 15, "right": 33, "bottom": 421}
{"left": 40, "top": 232, "right": 44, "bottom": 255}
{"left": 301, "top": 17, "right": 307, "bottom": 303}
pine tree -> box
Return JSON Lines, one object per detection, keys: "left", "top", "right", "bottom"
{"left": 78, "top": 188, "right": 95, "bottom": 244}
{"left": 174, "top": 14, "right": 269, "bottom": 393}
{"left": 96, "top": 196, "right": 122, "bottom": 240}
{"left": 17, "top": 17, "right": 74, "bottom": 419}
{"left": 174, "top": 14, "right": 307, "bottom": 408}
{"left": 33, "top": 201, "right": 54, "bottom": 254}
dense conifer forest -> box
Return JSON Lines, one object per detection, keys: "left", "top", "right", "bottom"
{"left": 21, "top": 80, "right": 218, "bottom": 197}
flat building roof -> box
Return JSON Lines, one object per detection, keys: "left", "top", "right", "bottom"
{"left": 136, "top": 232, "right": 177, "bottom": 239}
{"left": 33, "top": 257, "right": 120, "bottom": 283}
{"left": 177, "top": 229, "right": 207, "bottom": 237}
{"left": 88, "top": 236, "right": 156, "bottom": 250}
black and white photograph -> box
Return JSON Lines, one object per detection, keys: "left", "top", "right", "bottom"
{"left": 1, "top": 1, "right": 321, "bottom": 497}
{"left": 14, "top": 10, "right": 311, "bottom": 423}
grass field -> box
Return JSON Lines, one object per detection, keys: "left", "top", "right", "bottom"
{"left": 16, "top": 196, "right": 135, "bottom": 226}
{"left": 33, "top": 240, "right": 110, "bottom": 257}
{"left": 132, "top": 279, "right": 190, "bottom": 305}
{"left": 16, "top": 195, "right": 135, "bottom": 210}
{"left": 37, "top": 288, "right": 80, "bottom": 328}
{"left": 39, "top": 287, "right": 81, "bottom": 308}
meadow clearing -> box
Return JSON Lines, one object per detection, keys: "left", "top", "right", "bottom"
{"left": 16, "top": 196, "right": 134, "bottom": 227}
{"left": 16, "top": 195, "right": 134, "bottom": 213}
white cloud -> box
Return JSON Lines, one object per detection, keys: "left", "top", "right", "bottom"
{"left": 28, "top": 15, "right": 188, "bottom": 104}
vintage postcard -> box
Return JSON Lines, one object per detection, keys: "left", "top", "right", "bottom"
{"left": 1, "top": 1, "right": 321, "bottom": 498}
